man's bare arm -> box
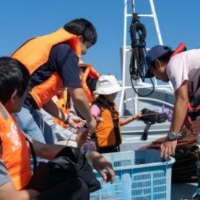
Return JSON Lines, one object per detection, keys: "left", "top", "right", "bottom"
{"left": 170, "top": 80, "right": 189, "bottom": 133}
{"left": 67, "top": 87, "right": 93, "bottom": 122}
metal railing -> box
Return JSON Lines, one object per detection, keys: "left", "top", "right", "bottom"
{"left": 119, "top": 0, "right": 174, "bottom": 115}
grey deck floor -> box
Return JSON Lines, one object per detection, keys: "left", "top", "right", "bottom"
{"left": 172, "top": 182, "right": 197, "bottom": 200}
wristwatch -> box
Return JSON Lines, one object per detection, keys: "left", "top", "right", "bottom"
{"left": 167, "top": 132, "right": 178, "bottom": 141}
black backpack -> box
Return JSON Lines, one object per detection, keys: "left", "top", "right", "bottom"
{"left": 26, "top": 146, "right": 101, "bottom": 193}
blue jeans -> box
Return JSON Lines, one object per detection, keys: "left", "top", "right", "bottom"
{"left": 15, "top": 107, "right": 55, "bottom": 144}
{"left": 15, "top": 107, "right": 55, "bottom": 165}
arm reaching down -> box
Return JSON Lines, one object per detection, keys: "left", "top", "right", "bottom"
{"left": 68, "top": 87, "right": 97, "bottom": 133}
{"left": 87, "top": 151, "right": 115, "bottom": 183}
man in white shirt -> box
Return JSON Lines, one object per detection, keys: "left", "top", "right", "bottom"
{"left": 145, "top": 44, "right": 200, "bottom": 200}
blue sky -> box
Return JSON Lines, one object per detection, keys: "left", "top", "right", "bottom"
{"left": 0, "top": 0, "right": 200, "bottom": 80}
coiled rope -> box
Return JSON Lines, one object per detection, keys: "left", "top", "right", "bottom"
{"left": 129, "top": 13, "right": 155, "bottom": 96}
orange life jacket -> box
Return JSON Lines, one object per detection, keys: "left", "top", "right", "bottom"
{"left": 53, "top": 90, "right": 70, "bottom": 128}
{"left": 80, "top": 63, "right": 100, "bottom": 103}
{"left": 12, "top": 28, "right": 81, "bottom": 109}
{"left": 171, "top": 42, "right": 186, "bottom": 57}
{"left": 0, "top": 103, "right": 32, "bottom": 190}
{"left": 94, "top": 104, "right": 122, "bottom": 148}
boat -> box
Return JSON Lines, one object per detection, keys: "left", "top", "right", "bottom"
{"left": 98, "top": 0, "right": 198, "bottom": 199}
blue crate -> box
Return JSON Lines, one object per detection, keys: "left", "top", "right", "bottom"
{"left": 90, "top": 149, "right": 175, "bottom": 200}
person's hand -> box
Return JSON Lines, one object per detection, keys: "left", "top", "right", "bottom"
{"left": 160, "top": 137, "right": 177, "bottom": 160}
{"left": 96, "top": 116, "right": 104, "bottom": 123}
{"left": 68, "top": 116, "right": 86, "bottom": 129}
{"left": 134, "top": 112, "right": 142, "bottom": 119}
{"left": 130, "top": 112, "right": 142, "bottom": 122}
{"left": 87, "top": 151, "right": 115, "bottom": 183}
{"left": 86, "top": 117, "right": 97, "bottom": 134}
{"left": 76, "top": 128, "right": 91, "bottom": 147}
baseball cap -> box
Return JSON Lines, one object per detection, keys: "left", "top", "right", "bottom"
{"left": 145, "top": 45, "right": 171, "bottom": 78}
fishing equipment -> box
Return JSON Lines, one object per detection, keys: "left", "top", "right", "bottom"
{"left": 139, "top": 108, "right": 167, "bottom": 140}
{"left": 129, "top": 13, "right": 155, "bottom": 96}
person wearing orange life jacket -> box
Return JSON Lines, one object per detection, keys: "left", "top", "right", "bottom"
{"left": 11, "top": 18, "right": 97, "bottom": 147}
{"left": 90, "top": 75, "right": 142, "bottom": 153}
{"left": 40, "top": 89, "right": 89, "bottom": 148}
{"left": 79, "top": 61, "right": 100, "bottom": 103}
{"left": 144, "top": 43, "right": 200, "bottom": 200}
{"left": 74, "top": 60, "right": 100, "bottom": 121}
{"left": 41, "top": 61, "right": 99, "bottom": 147}
{"left": 41, "top": 60, "right": 99, "bottom": 145}
{"left": 51, "top": 61, "right": 99, "bottom": 125}
{"left": 0, "top": 57, "right": 115, "bottom": 200}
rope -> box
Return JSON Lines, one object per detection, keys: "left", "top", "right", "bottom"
{"left": 129, "top": 13, "right": 155, "bottom": 96}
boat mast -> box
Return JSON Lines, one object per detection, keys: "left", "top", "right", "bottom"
{"left": 119, "top": 0, "right": 172, "bottom": 116}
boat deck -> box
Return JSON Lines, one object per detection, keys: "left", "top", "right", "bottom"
{"left": 172, "top": 182, "right": 197, "bottom": 200}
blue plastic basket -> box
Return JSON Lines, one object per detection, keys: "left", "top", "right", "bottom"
{"left": 90, "top": 149, "right": 175, "bottom": 200}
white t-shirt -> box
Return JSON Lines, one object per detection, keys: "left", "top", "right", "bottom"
{"left": 167, "top": 49, "right": 200, "bottom": 97}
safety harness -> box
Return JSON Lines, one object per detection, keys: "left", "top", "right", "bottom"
{"left": 171, "top": 43, "right": 200, "bottom": 130}
{"left": 185, "top": 76, "right": 200, "bottom": 130}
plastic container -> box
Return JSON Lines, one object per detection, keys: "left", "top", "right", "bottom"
{"left": 90, "top": 149, "right": 175, "bottom": 200}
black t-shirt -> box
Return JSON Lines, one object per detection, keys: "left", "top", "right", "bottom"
{"left": 24, "top": 43, "right": 82, "bottom": 109}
